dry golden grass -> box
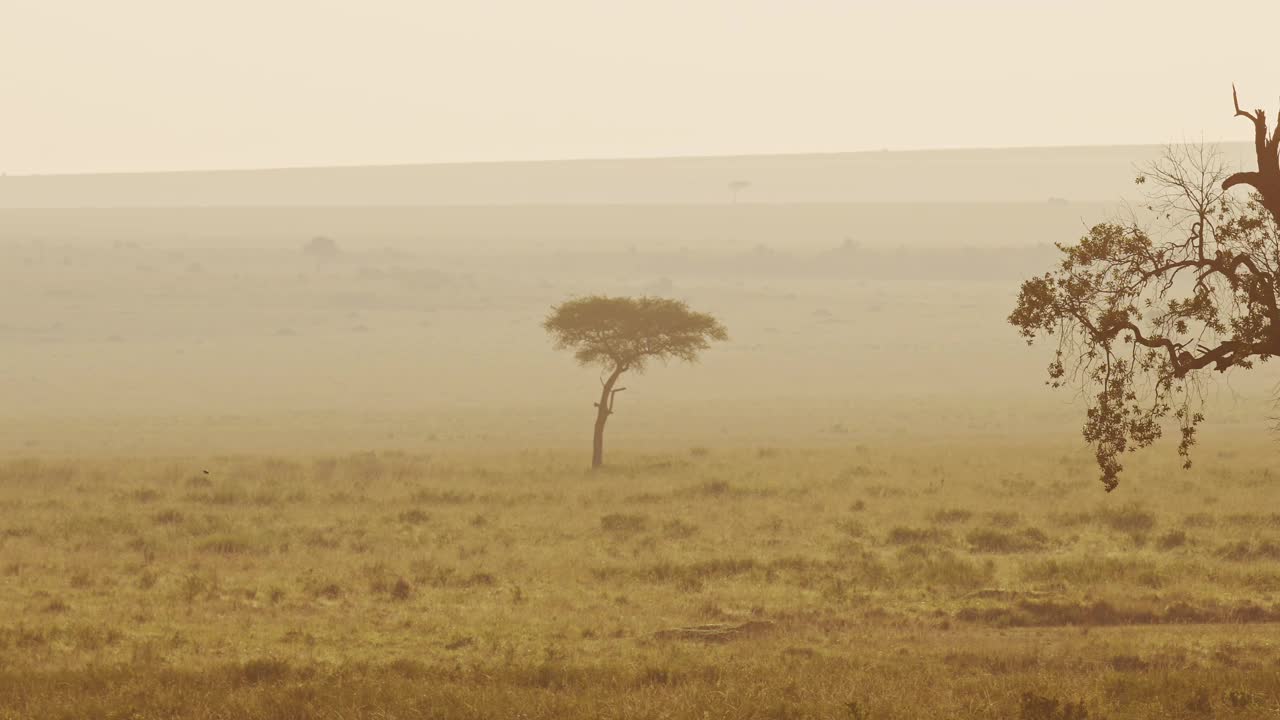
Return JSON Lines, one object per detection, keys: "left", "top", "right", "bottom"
{"left": 2, "top": 441, "right": 1280, "bottom": 718}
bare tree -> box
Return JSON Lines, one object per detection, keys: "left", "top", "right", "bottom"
{"left": 1010, "top": 86, "right": 1280, "bottom": 491}
{"left": 544, "top": 296, "right": 728, "bottom": 468}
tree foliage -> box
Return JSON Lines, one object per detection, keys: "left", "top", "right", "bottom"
{"left": 543, "top": 295, "right": 728, "bottom": 374}
{"left": 1011, "top": 89, "right": 1280, "bottom": 491}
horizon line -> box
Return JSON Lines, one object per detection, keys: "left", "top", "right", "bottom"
{"left": 1, "top": 140, "right": 1251, "bottom": 180}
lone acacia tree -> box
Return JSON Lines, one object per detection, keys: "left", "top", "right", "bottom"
{"left": 544, "top": 295, "right": 728, "bottom": 468}
{"left": 1011, "top": 86, "right": 1280, "bottom": 491}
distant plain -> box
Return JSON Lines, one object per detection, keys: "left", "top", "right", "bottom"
{"left": 1, "top": 146, "right": 1277, "bottom": 718}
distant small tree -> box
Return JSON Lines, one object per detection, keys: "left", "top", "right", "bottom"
{"left": 728, "top": 180, "right": 752, "bottom": 204}
{"left": 303, "top": 236, "right": 340, "bottom": 258}
{"left": 543, "top": 296, "right": 728, "bottom": 468}
{"left": 1010, "top": 86, "right": 1280, "bottom": 491}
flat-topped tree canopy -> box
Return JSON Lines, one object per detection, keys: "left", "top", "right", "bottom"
{"left": 544, "top": 295, "right": 727, "bottom": 468}
{"left": 544, "top": 295, "right": 728, "bottom": 373}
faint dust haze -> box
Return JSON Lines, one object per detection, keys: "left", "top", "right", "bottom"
{"left": 3, "top": 2, "right": 1280, "bottom": 718}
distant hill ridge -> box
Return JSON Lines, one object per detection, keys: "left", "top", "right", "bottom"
{"left": 0, "top": 143, "right": 1252, "bottom": 208}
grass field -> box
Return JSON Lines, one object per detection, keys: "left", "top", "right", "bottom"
{"left": 3, "top": 440, "right": 1280, "bottom": 719}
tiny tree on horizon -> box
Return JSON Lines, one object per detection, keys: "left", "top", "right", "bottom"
{"left": 1011, "top": 86, "right": 1280, "bottom": 491}
{"left": 303, "top": 235, "right": 340, "bottom": 259}
{"left": 543, "top": 295, "right": 728, "bottom": 468}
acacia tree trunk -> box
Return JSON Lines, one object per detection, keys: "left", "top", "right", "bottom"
{"left": 591, "top": 367, "right": 624, "bottom": 468}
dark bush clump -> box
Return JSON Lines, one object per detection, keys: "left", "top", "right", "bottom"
{"left": 930, "top": 509, "right": 973, "bottom": 525}
{"left": 966, "top": 527, "right": 1049, "bottom": 553}
{"left": 601, "top": 513, "right": 648, "bottom": 534}
{"left": 886, "top": 526, "right": 950, "bottom": 545}
{"left": 1019, "top": 692, "right": 1089, "bottom": 720}
{"left": 1155, "top": 529, "right": 1188, "bottom": 551}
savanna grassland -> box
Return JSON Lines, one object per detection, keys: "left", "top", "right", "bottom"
{"left": 4, "top": 442, "right": 1280, "bottom": 719}
{"left": 4, "top": 149, "right": 1280, "bottom": 718}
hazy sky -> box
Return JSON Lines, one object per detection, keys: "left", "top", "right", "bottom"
{"left": 3, "top": 1, "right": 1277, "bottom": 174}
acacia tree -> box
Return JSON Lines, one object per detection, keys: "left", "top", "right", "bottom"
{"left": 544, "top": 295, "right": 728, "bottom": 468}
{"left": 1011, "top": 87, "right": 1280, "bottom": 491}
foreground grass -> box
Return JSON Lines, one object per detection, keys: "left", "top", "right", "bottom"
{"left": 4, "top": 640, "right": 1280, "bottom": 720}
{"left": 2, "top": 443, "right": 1280, "bottom": 718}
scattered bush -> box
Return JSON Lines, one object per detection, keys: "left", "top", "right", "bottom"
{"left": 697, "top": 480, "right": 732, "bottom": 496}
{"left": 68, "top": 568, "right": 94, "bottom": 588}
{"left": 1182, "top": 512, "right": 1215, "bottom": 528}
{"left": 930, "top": 509, "right": 973, "bottom": 525}
{"left": 601, "top": 513, "right": 648, "bottom": 534}
{"left": 1108, "top": 654, "right": 1149, "bottom": 672}
{"left": 886, "top": 526, "right": 950, "bottom": 545}
{"left": 966, "top": 527, "right": 1049, "bottom": 553}
{"left": 410, "top": 488, "right": 475, "bottom": 505}
{"left": 128, "top": 488, "right": 163, "bottom": 503}
{"left": 179, "top": 573, "right": 215, "bottom": 603}
{"left": 397, "top": 509, "right": 430, "bottom": 525}
{"left": 896, "top": 546, "right": 994, "bottom": 590}
{"left": 987, "top": 511, "right": 1022, "bottom": 528}
{"left": 198, "top": 535, "right": 257, "bottom": 555}
{"left": 152, "top": 509, "right": 184, "bottom": 525}
{"left": 1155, "top": 529, "right": 1188, "bottom": 551}
{"left": 1054, "top": 503, "right": 1156, "bottom": 534}
{"left": 235, "top": 658, "right": 291, "bottom": 686}
{"left": 389, "top": 578, "right": 412, "bottom": 601}
{"left": 307, "top": 581, "right": 343, "bottom": 600}
{"left": 1098, "top": 503, "right": 1157, "bottom": 534}
{"left": 662, "top": 519, "right": 698, "bottom": 539}
{"left": 1217, "top": 539, "right": 1280, "bottom": 562}
{"left": 835, "top": 518, "right": 866, "bottom": 538}
{"left": 1019, "top": 556, "right": 1158, "bottom": 587}
{"left": 1019, "top": 692, "right": 1090, "bottom": 720}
